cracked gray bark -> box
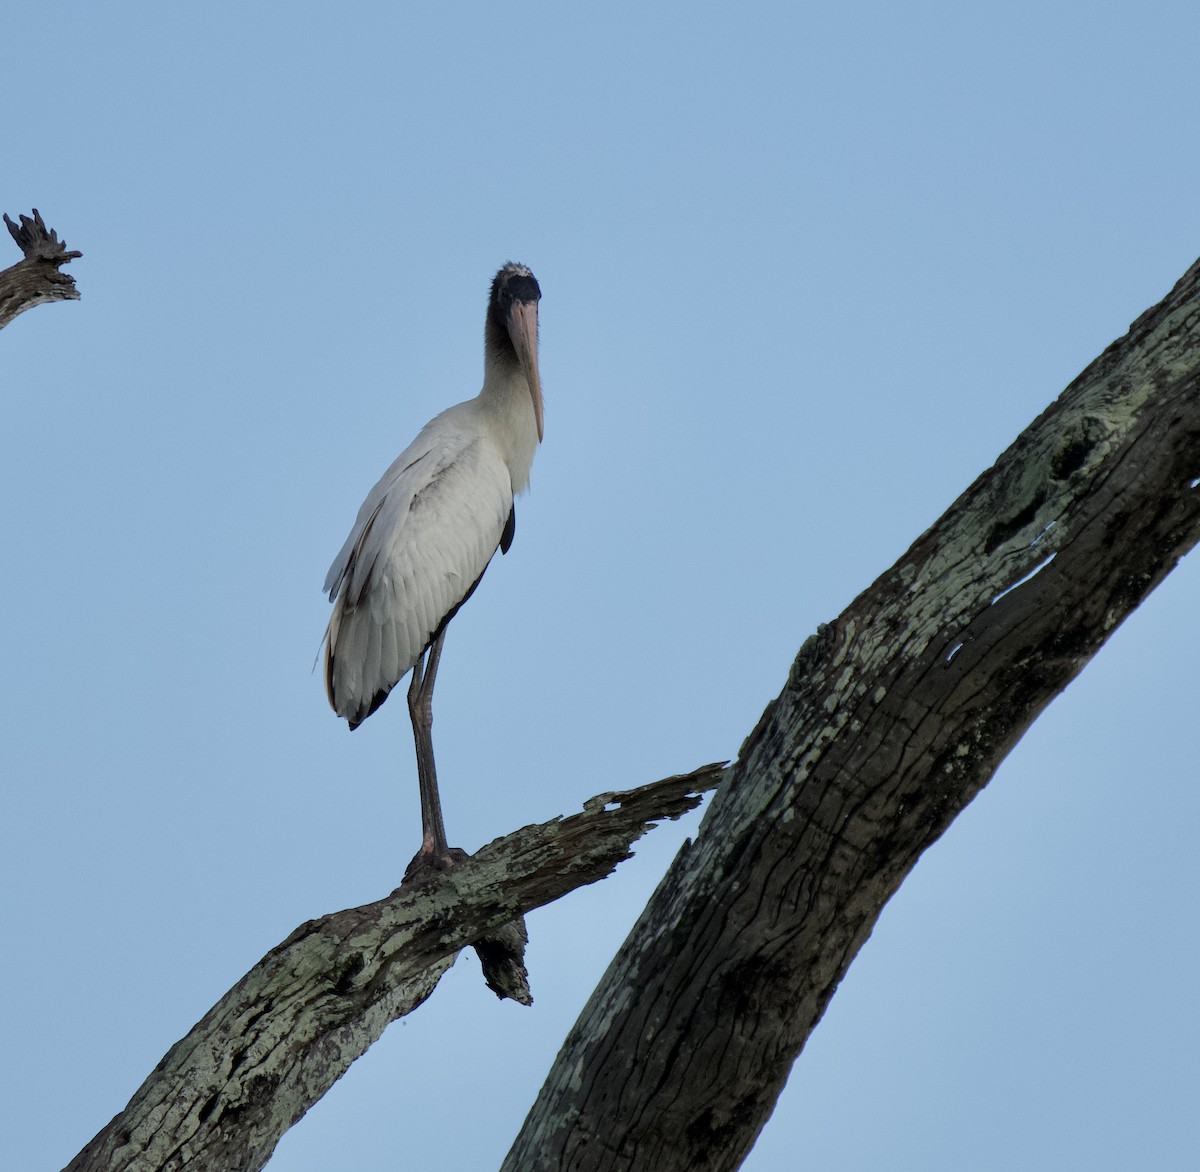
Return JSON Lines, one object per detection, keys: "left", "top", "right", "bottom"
{"left": 64, "top": 768, "right": 721, "bottom": 1172}
{"left": 63, "top": 254, "right": 1200, "bottom": 1172}
{"left": 502, "top": 256, "right": 1200, "bottom": 1170}
{"left": 0, "top": 209, "right": 81, "bottom": 329}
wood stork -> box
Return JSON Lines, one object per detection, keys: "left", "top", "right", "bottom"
{"left": 322, "top": 263, "right": 543, "bottom": 872}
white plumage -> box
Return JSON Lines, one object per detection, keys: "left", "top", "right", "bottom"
{"left": 320, "top": 262, "right": 544, "bottom": 863}
{"left": 324, "top": 400, "right": 524, "bottom": 725}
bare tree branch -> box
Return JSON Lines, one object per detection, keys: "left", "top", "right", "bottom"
{"left": 502, "top": 258, "right": 1200, "bottom": 1170}
{"left": 65, "top": 766, "right": 722, "bottom": 1172}
{"left": 0, "top": 208, "right": 81, "bottom": 330}
{"left": 63, "top": 254, "right": 1200, "bottom": 1172}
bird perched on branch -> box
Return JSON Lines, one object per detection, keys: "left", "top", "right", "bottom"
{"left": 322, "top": 263, "right": 544, "bottom": 874}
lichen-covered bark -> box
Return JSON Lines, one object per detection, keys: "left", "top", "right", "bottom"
{"left": 65, "top": 768, "right": 721, "bottom": 1172}
{"left": 502, "top": 258, "right": 1200, "bottom": 1171}
{"left": 0, "top": 209, "right": 81, "bottom": 329}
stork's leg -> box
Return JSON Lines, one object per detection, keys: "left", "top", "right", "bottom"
{"left": 407, "top": 628, "right": 449, "bottom": 861}
{"left": 403, "top": 629, "right": 530, "bottom": 999}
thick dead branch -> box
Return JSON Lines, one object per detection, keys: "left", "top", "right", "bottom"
{"left": 503, "top": 258, "right": 1200, "bottom": 1170}
{"left": 65, "top": 765, "right": 722, "bottom": 1172}
{"left": 0, "top": 208, "right": 81, "bottom": 329}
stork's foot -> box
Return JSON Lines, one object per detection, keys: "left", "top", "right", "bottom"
{"left": 400, "top": 843, "right": 533, "bottom": 1005}
{"left": 403, "top": 843, "right": 469, "bottom": 885}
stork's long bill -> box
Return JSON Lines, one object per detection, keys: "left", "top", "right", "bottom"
{"left": 506, "top": 296, "right": 544, "bottom": 442}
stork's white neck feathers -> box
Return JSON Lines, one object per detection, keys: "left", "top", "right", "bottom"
{"left": 477, "top": 346, "right": 540, "bottom": 495}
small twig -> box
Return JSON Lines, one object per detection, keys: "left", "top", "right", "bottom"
{"left": 0, "top": 208, "right": 82, "bottom": 330}
{"left": 5, "top": 207, "right": 81, "bottom": 264}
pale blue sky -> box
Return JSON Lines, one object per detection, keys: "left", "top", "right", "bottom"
{"left": 3, "top": 4, "right": 1198, "bottom": 1169}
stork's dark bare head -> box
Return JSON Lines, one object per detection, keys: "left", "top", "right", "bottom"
{"left": 490, "top": 262, "right": 541, "bottom": 313}
{"left": 486, "top": 262, "right": 543, "bottom": 441}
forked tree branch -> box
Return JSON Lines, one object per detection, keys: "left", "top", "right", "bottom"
{"left": 65, "top": 767, "right": 723, "bottom": 1172}
{"left": 0, "top": 208, "right": 81, "bottom": 330}
{"left": 502, "top": 257, "right": 1200, "bottom": 1170}
{"left": 65, "top": 255, "right": 1200, "bottom": 1172}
